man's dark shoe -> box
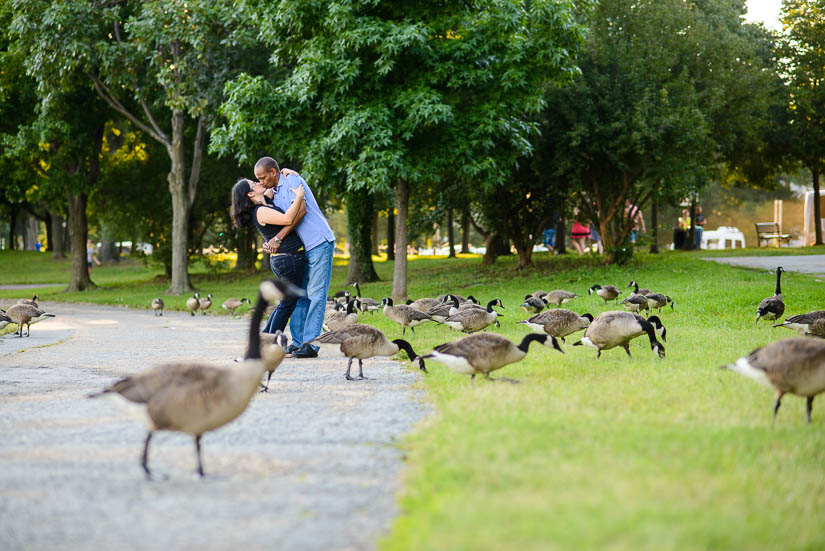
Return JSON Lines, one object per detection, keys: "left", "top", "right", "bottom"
{"left": 291, "top": 345, "right": 318, "bottom": 359}
{"left": 286, "top": 343, "right": 300, "bottom": 354}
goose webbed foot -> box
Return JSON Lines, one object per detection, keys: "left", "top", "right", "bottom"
{"left": 495, "top": 376, "right": 521, "bottom": 384}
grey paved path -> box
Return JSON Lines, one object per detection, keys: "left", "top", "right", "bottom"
{"left": 702, "top": 254, "right": 825, "bottom": 278}
{"left": 0, "top": 300, "right": 427, "bottom": 551}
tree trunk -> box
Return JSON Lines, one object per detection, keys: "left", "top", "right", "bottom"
{"left": 22, "top": 213, "right": 39, "bottom": 250}
{"left": 813, "top": 168, "right": 823, "bottom": 245}
{"left": 482, "top": 232, "right": 499, "bottom": 266}
{"left": 461, "top": 207, "right": 470, "bottom": 254}
{"left": 346, "top": 187, "right": 379, "bottom": 284}
{"left": 649, "top": 197, "right": 659, "bottom": 254}
{"left": 49, "top": 211, "right": 66, "bottom": 259}
{"left": 165, "top": 112, "right": 204, "bottom": 295}
{"left": 447, "top": 208, "right": 456, "bottom": 258}
{"left": 8, "top": 206, "right": 17, "bottom": 250}
{"left": 371, "top": 210, "right": 379, "bottom": 255}
{"left": 65, "top": 191, "right": 94, "bottom": 292}
{"left": 392, "top": 180, "right": 409, "bottom": 302}
{"left": 44, "top": 209, "right": 53, "bottom": 252}
{"left": 514, "top": 241, "right": 533, "bottom": 269}
{"left": 387, "top": 210, "right": 395, "bottom": 260}
{"left": 555, "top": 216, "right": 567, "bottom": 254}
{"left": 99, "top": 222, "right": 119, "bottom": 263}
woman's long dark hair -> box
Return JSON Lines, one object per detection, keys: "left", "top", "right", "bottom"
{"left": 230, "top": 178, "right": 255, "bottom": 228}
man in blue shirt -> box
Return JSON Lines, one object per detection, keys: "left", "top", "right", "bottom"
{"left": 255, "top": 157, "right": 335, "bottom": 358}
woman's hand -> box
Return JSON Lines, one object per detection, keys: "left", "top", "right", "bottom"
{"left": 290, "top": 185, "right": 306, "bottom": 200}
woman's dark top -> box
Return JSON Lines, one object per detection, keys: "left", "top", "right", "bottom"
{"left": 253, "top": 204, "right": 304, "bottom": 253}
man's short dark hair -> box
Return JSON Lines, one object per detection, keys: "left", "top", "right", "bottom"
{"left": 255, "top": 156, "right": 279, "bottom": 173}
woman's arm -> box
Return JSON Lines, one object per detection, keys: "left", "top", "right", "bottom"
{"left": 256, "top": 185, "right": 306, "bottom": 226}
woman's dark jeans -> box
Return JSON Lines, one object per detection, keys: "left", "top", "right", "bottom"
{"left": 262, "top": 251, "right": 307, "bottom": 334}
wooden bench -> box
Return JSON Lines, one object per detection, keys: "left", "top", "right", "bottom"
{"left": 755, "top": 222, "right": 791, "bottom": 248}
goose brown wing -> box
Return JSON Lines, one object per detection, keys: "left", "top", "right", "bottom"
{"left": 757, "top": 296, "right": 785, "bottom": 317}
{"left": 102, "top": 363, "right": 217, "bottom": 404}
{"left": 433, "top": 333, "right": 513, "bottom": 368}
{"left": 748, "top": 339, "right": 825, "bottom": 391}
{"left": 786, "top": 310, "right": 825, "bottom": 324}
{"left": 313, "top": 324, "right": 381, "bottom": 344}
{"left": 398, "top": 305, "right": 432, "bottom": 321}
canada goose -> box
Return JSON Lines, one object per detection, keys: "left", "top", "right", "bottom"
{"left": 198, "top": 293, "right": 213, "bottom": 315}
{"left": 773, "top": 310, "right": 825, "bottom": 335}
{"left": 335, "top": 290, "right": 352, "bottom": 305}
{"left": 382, "top": 298, "right": 436, "bottom": 335}
{"left": 17, "top": 294, "right": 39, "bottom": 307}
{"left": 518, "top": 309, "right": 593, "bottom": 343}
{"left": 5, "top": 303, "right": 56, "bottom": 337}
{"left": 627, "top": 281, "right": 653, "bottom": 296}
{"left": 721, "top": 337, "right": 825, "bottom": 423}
{"left": 644, "top": 293, "right": 673, "bottom": 312}
{"left": 443, "top": 299, "right": 503, "bottom": 333}
{"left": 310, "top": 324, "right": 427, "bottom": 380}
{"left": 88, "top": 279, "right": 298, "bottom": 478}
{"left": 521, "top": 294, "right": 548, "bottom": 314}
{"left": 805, "top": 318, "right": 825, "bottom": 338}
{"left": 221, "top": 297, "right": 251, "bottom": 317}
{"left": 408, "top": 297, "right": 441, "bottom": 312}
{"left": 151, "top": 298, "right": 164, "bottom": 317}
{"left": 428, "top": 295, "right": 460, "bottom": 322}
{"left": 0, "top": 310, "right": 12, "bottom": 333}
{"left": 621, "top": 294, "right": 650, "bottom": 313}
{"left": 588, "top": 285, "right": 620, "bottom": 304}
{"left": 259, "top": 331, "right": 288, "bottom": 392}
{"left": 756, "top": 267, "right": 785, "bottom": 323}
{"left": 436, "top": 293, "right": 474, "bottom": 304}
{"left": 545, "top": 290, "right": 577, "bottom": 307}
{"left": 457, "top": 298, "right": 495, "bottom": 312}
{"left": 574, "top": 312, "right": 666, "bottom": 358}
{"left": 530, "top": 291, "right": 549, "bottom": 299}
{"left": 186, "top": 293, "right": 201, "bottom": 316}
{"left": 323, "top": 299, "right": 359, "bottom": 332}
{"left": 422, "top": 333, "right": 563, "bottom": 383}
{"left": 351, "top": 282, "right": 380, "bottom": 313}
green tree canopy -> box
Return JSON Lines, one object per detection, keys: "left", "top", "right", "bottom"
{"left": 543, "top": 0, "right": 783, "bottom": 261}
{"left": 213, "top": 0, "right": 585, "bottom": 298}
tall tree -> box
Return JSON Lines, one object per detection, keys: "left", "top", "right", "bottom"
{"left": 544, "top": 0, "right": 782, "bottom": 262}
{"left": 213, "top": 0, "right": 584, "bottom": 301}
{"left": 12, "top": 0, "right": 260, "bottom": 293}
{"left": 780, "top": 0, "right": 825, "bottom": 245}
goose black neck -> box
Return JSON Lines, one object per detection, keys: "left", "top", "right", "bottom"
{"left": 392, "top": 339, "right": 418, "bottom": 360}
{"left": 245, "top": 290, "right": 267, "bottom": 360}
{"left": 775, "top": 267, "right": 783, "bottom": 295}
{"left": 646, "top": 315, "right": 663, "bottom": 329}
{"left": 639, "top": 319, "right": 662, "bottom": 352}
{"left": 346, "top": 300, "right": 356, "bottom": 314}
{"left": 486, "top": 299, "right": 498, "bottom": 312}
{"left": 517, "top": 333, "right": 546, "bottom": 353}
{"left": 354, "top": 282, "right": 362, "bottom": 298}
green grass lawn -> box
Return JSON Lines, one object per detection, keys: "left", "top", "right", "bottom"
{"left": 2, "top": 248, "right": 824, "bottom": 549}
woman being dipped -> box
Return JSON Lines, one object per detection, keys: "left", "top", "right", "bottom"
{"left": 231, "top": 178, "right": 306, "bottom": 334}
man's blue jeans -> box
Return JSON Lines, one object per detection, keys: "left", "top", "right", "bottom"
{"left": 289, "top": 240, "right": 334, "bottom": 350}
{"left": 262, "top": 252, "right": 306, "bottom": 334}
